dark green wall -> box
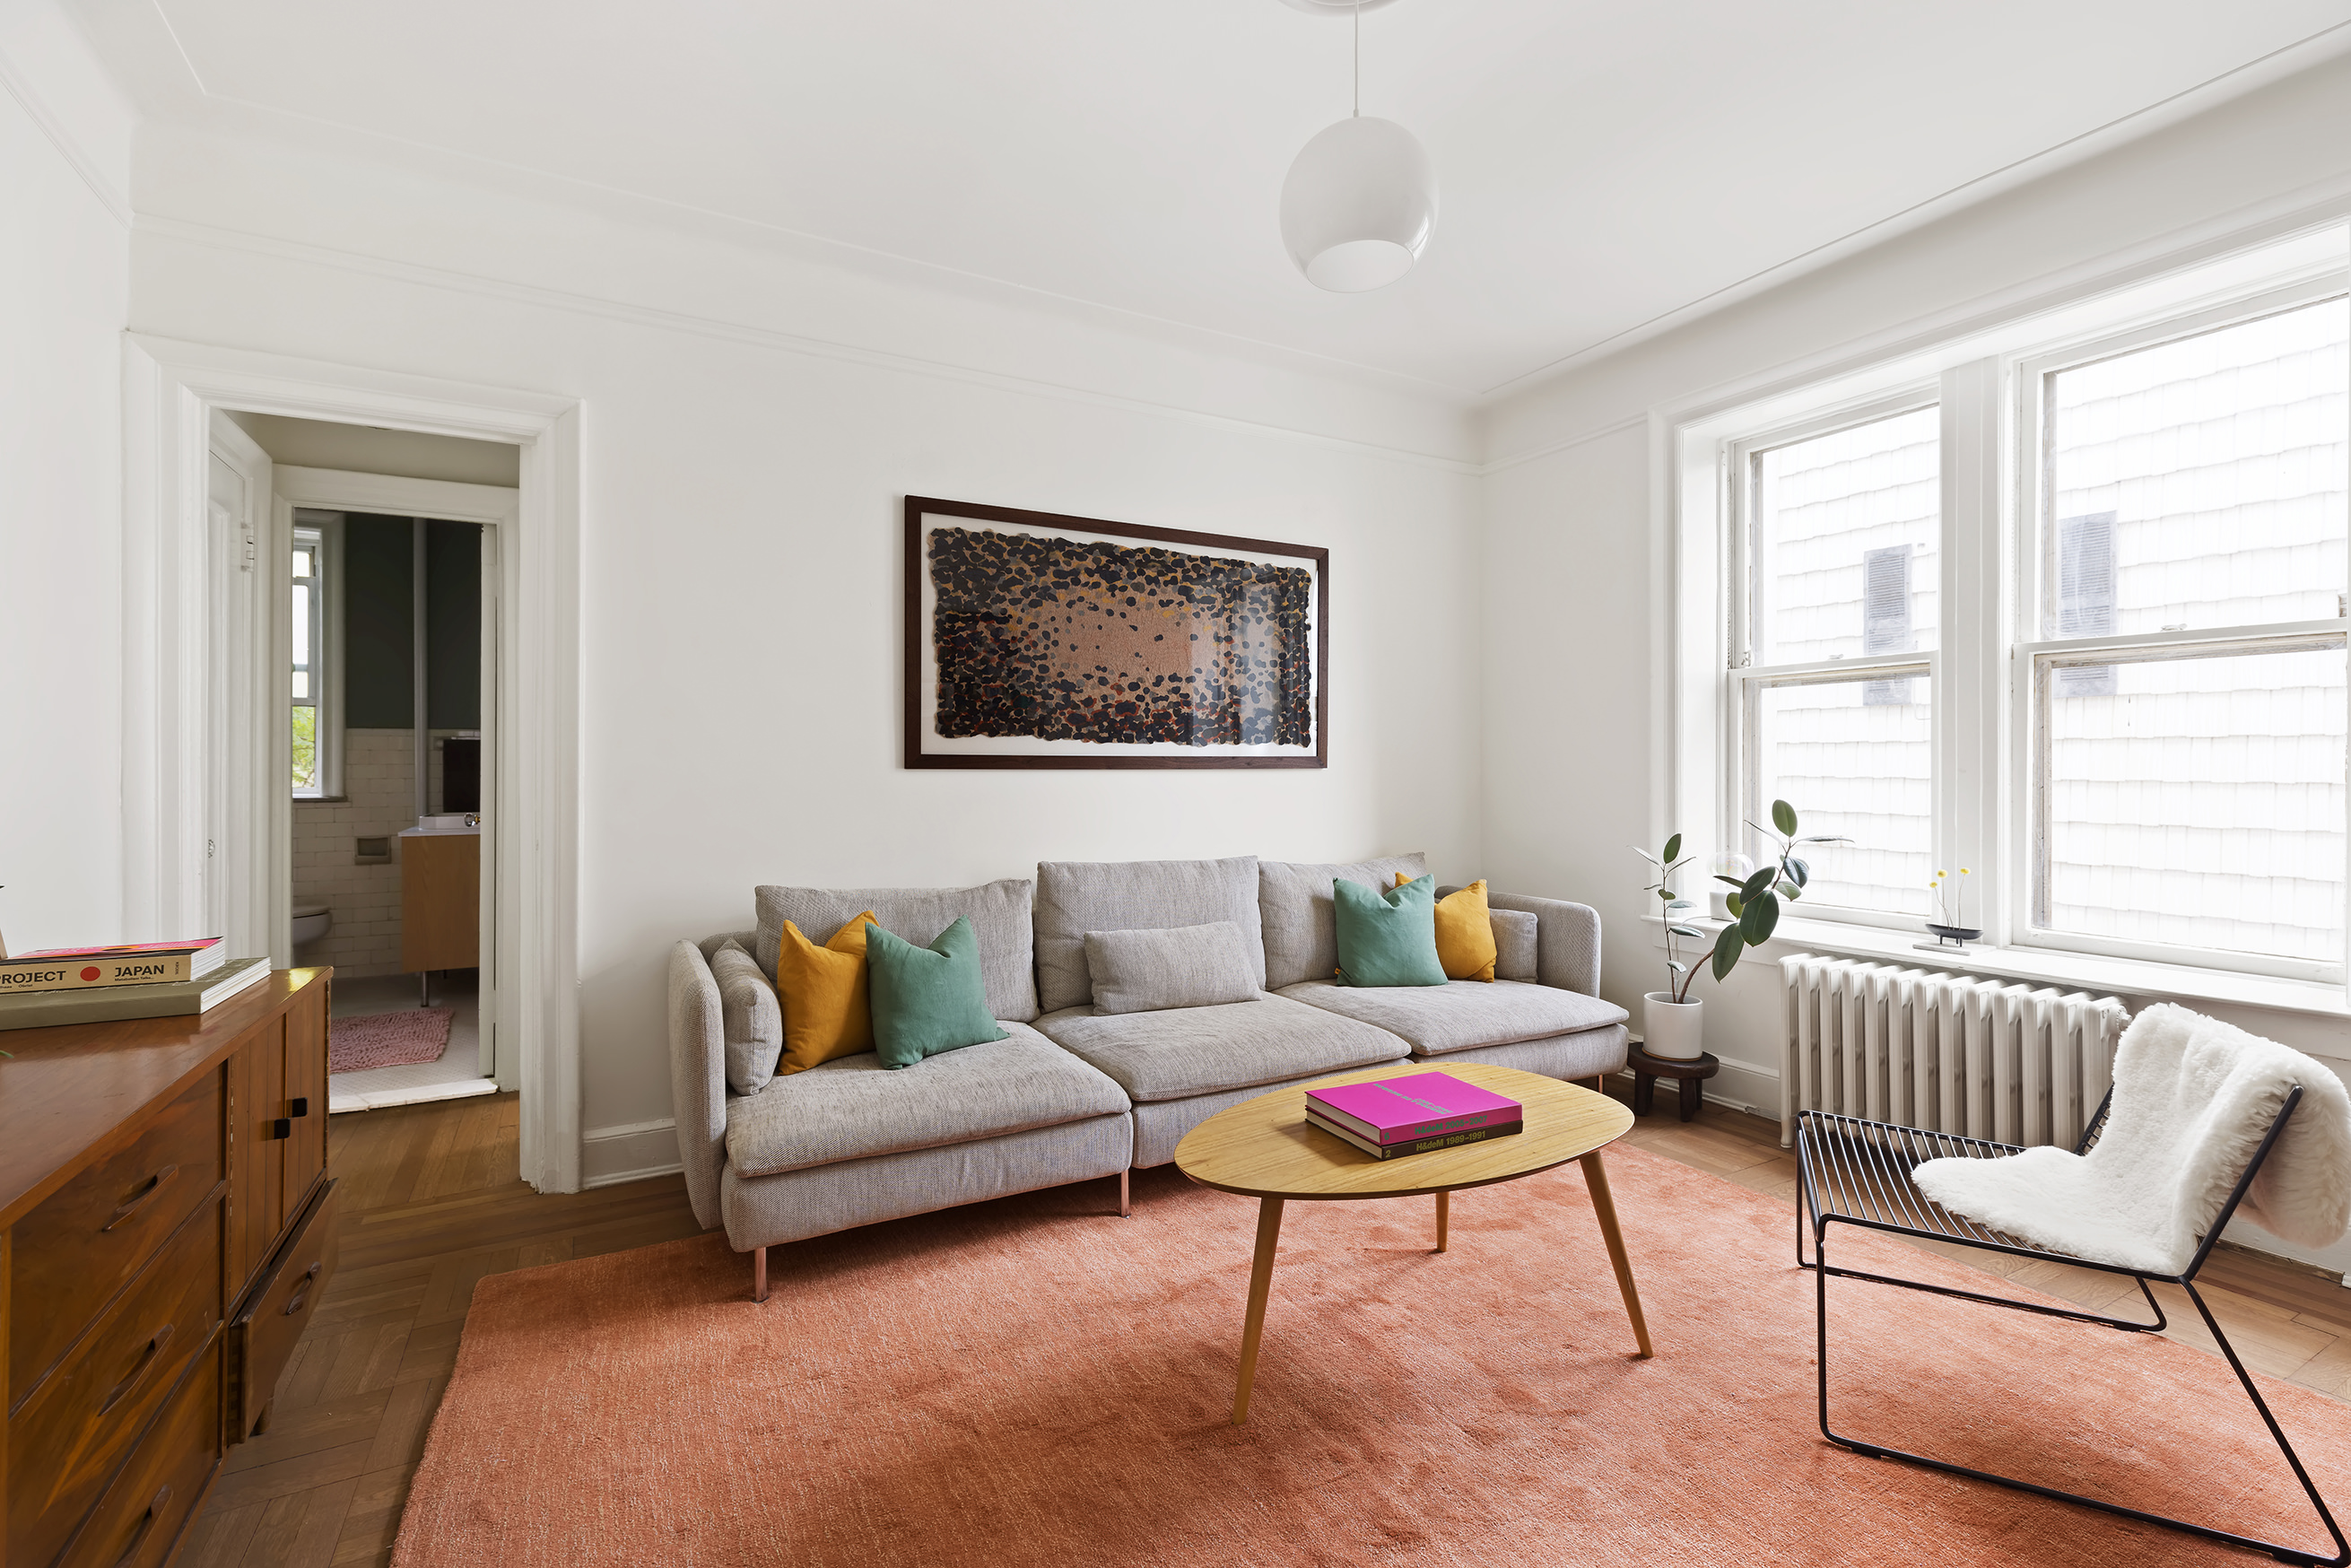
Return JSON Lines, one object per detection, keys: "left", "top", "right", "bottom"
{"left": 342, "top": 514, "right": 482, "bottom": 730}
{"left": 344, "top": 514, "right": 414, "bottom": 727}
{"left": 427, "top": 521, "right": 480, "bottom": 729}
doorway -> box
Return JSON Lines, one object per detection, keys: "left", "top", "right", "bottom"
{"left": 211, "top": 411, "right": 517, "bottom": 1113}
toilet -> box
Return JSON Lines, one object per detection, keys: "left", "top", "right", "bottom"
{"left": 292, "top": 902, "right": 333, "bottom": 947}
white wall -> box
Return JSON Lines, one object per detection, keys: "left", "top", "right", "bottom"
{"left": 124, "top": 128, "right": 1482, "bottom": 1172}
{"left": 222, "top": 410, "right": 519, "bottom": 487}
{"left": 0, "top": 4, "right": 133, "bottom": 954}
{"left": 1480, "top": 50, "right": 2351, "bottom": 1270}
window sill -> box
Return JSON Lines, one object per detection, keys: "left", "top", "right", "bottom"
{"left": 1643, "top": 913, "right": 2351, "bottom": 1021}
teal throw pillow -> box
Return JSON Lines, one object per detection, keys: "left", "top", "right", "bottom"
{"left": 864, "top": 916, "right": 1010, "bottom": 1068}
{"left": 1332, "top": 875, "right": 1448, "bottom": 988}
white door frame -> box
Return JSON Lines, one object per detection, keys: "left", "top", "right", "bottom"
{"left": 124, "top": 334, "right": 586, "bottom": 1192}
{"left": 274, "top": 466, "right": 520, "bottom": 1091}
{"left": 205, "top": 412, "right": 272, "bottom": 963}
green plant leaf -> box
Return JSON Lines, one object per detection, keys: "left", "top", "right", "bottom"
{"left": 1711, "top": 924, "right": 1745, "bottom": 981}
{"left": 1713, "top": 875, "right": 1750, "bottom": 890}
{"left": 1778, "top": 880, "right": 1800, "bottom": 901}
{"left": 1772, "top": 799, "right": 1798, "bottom": 836}
{"left": 1633, "top": 846, "right": 1661, "bottom": 867}
{"left": 1786, "top": 858, "right": 1808, "bottom": 886}
{"left": 1724, "top": 892, "right": 1742, "bottom": 918}
{"left": 1667, "top": 959, "right": 1688, "bottom": 975}
{"left": 1795, "top": 835, "right": 1850, "bottom": 845}
{"left": 1664, "top": 898, "right": 1695, "bottom": 912}
{"left": 1661, "top": 832, "right": 1682, "bottom": 864}
{"left": 1741, "top": 891, "right": 1781, "bottom": 944}
{"left": 1740, "top": 867, "right": 1776, "bottom": 901}
{"left": 1657, "top": 886, "right": 1674, "bottom": 901}
{"left": 1667, "top": 926, "right": 1705, "bottom": 940}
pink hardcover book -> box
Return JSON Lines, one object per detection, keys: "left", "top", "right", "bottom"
{"left": 1305, "top": 1071, "right": 1524, "bottom": 1146}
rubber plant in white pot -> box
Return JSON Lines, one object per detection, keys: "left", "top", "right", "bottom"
{"left": 1636, "top": 801, "right": 1843, "bottom": 1060}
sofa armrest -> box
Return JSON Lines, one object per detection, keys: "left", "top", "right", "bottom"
{"left": 1486, "top": 893, "right": 1601, "bottom": 997}
{"left": 666, "top": 939, "right": 727, "bottom": 1231}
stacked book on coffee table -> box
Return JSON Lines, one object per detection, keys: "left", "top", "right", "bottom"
{"left": 0, "top": 937, "right": 269, "bottom": 1031}
{"left": 1304, "top": 1070, "right": 1525, "bottom": 1160}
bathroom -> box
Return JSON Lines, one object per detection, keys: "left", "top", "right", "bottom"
{"left": 290, "top": 508, "right": 494, "bottom": 1110}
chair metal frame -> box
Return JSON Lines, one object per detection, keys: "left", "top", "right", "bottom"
{"left": 1797, "top": 1085, "right": 2350, "bottom": 1567}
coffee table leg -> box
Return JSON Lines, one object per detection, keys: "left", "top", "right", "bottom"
{"left": 1435, "top": 1190, "right": 1449, "bottom": 1253}
{"left": 1231, "top": 1197, "right": 1285, "bottom": 1425}
{"left": 1579, "top": 1152, "right": 1653, "bottom": 1359}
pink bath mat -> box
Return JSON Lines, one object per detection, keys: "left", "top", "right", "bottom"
{"left": 331, "top": 1006, "right": 455, "bottom": 1073}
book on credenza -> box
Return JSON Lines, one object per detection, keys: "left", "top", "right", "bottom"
{"left": 0, "top": 956, "right": 270, "bottom": 1032}
{"left": 0, "top": 936, "right": 227, "bottom": 994}
{"left": 1303, "top": 1070, "right": 1524, "bottom": 1146}
{"left": 1304, "top": 1110, "right": 1525, "bottom": 1161}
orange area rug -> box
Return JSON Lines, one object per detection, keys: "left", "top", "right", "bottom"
{"left": 393, "top": 1146, "right": 2351, "bottom": 1566}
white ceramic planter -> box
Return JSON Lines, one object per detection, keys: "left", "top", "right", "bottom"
{"left": 1642, "top": 993, "right": 1705, "bottom": 1060}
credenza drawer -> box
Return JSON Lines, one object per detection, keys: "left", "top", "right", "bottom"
{"left": 57, "top": 1337, "right": 222, "bottom": 1568}
{"left": 8, "top": 1199, "right": 222, "bottom": 1568}
{"left": 10, "top": 1068, "right": 223, "bottom": 1406}
{"left": 230, "top": 1177, "right": 339, "bottom": 1442}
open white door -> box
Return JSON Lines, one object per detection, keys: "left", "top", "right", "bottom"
{"left": 205, "top": 411, "right": 275, "bottom": 963}
{"left": 479, "top": 523, "right": 503, "bottom": 1082}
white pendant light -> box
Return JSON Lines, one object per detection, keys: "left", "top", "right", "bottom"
{"left": 1278, "top": 0, "right": 1434, "bottom": 292}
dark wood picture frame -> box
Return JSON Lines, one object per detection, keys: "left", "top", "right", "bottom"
{"left": 903, "top": 496, "right": 1329, "bottom": 770}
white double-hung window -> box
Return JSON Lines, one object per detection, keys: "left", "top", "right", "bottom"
{"left": 1690, "top": 228, "right": 2351, "bottom": 988}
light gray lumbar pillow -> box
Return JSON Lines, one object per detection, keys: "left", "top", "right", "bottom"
{"left": 1084, "top": 922, "right": 1262, "bottom": 1015}
{"left": 1491, "top": 910, "right": 1539, "bottom": 983}
{"left": 710, "top": 939, "right": 784, "bottom": 1094}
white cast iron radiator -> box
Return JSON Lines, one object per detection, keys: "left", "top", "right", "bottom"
{"left": 1778, "top": 954, "right": 2129, "bottom": 1150}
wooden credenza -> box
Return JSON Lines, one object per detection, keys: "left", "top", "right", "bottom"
{"left": 1, "top": 968, "right": 336, "bottom": 1568}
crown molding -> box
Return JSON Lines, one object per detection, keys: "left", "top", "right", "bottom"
{"left": 135, "top": 214, "right": 1483, "bottom": 476}
{"left": 0, "top": 30, "right": 132, "bottom": 225}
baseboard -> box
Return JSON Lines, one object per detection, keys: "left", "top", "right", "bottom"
{"left": 1610, "top": 1054, "right": 1783, "bottom": 1129}
{"left": 581, "top": 1117, "right": 683, "bottom": 1189}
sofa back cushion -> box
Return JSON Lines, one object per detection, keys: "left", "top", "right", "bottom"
{"left": 1491, "top": 910, "right": 1539, "bottom": 982}
{"left": 754, "top": 880, "right": 1040, "bottom": 1024}
{"left": 1258, "top": 852, "right": 1429, "bottom": 989}
{"left": 1035, "top": 858, "right": 1263, "bottom": 1014}
{"left": 1084, "top": 921, "right": 1262, "bottom": 1015}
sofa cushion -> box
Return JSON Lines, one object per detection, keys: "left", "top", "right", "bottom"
{"left": 1084, "top": 922, "right": 1260, "bottom": 1015}
{"left": 1258, "top": 853, "right": 1428, "bottom": 989}
{"left": 723, "top": 1021, "right": 1128, "bottom": 1179}
{"left": 1035, "top": 858, "right": 1263, "bottom": 1014}
{"left": 1277, "top": 979, "right": 1629, "bottom": 1057}
{"left": 1033, "top": 993, "right": 1406, "bottom": 1102}
{"left": 772, "top": 910, "right": 876, "bottom": 1077}
{"left": 1333, "top": 875, "right": 1447, "bottom": 988}
{"left": 755, "top": 880, "right": 1039, "bottom": 1023}
{"left": 710, "top": 940, "right": 784, "bottom": 1096}
{"left": 1428, "top": 880, "right": 1500, "bottom": 981}
{"left": 1492, "top": 910, "right": 1538, "bottom": 982}
{"left": 866, "top": 917, "right": 1009, "bottom": 1068}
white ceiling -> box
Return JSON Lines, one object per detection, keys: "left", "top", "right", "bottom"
{"left": 79, "top": 1, "right": 2351, "bottom": 396}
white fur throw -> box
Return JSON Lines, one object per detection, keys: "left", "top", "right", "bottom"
{"left": 1911, "top": 1004, "right": 2351, "bottom": 1275}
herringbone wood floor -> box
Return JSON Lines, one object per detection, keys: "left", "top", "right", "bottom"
{"left": 179, "top": 1084, "right": 2351, "bottom": 1566}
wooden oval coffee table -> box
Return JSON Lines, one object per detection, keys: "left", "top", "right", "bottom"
{"left": 1174, "top": 1060, "right": 1650, "bottom": 1424}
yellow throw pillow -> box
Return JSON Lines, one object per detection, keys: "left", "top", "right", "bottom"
{"left": 1398, "top": 875, "right": 1498, "bottom": 982}
{"left": 773, "top": 910, "right": 878, "bottom": 1075}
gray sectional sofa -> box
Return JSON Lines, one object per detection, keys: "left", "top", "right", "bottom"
{"left": 667, "top": 852, "right": 1626, "bottom": 1299}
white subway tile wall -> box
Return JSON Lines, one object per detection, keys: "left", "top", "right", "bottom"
{"left": 292, "top": 727, "right": 416, "bottom": 977}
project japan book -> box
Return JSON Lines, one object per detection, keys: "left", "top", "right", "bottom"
{"left": 0, "top": 936, "right": 227, "bottom": 994}
{"left": 1306, "top": 1070, "right": 1522, "bottom": 1145}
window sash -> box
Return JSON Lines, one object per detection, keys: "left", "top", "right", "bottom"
{"left": 292, "top": 527, "right": 327, "bottom": 799}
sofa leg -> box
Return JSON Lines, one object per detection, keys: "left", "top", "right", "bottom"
{"left": 1119, "top": 1168, "right": 1132, "bottom": 1219}
{"left": 752, "top": 1246, "right": 769, "bottom": 1303}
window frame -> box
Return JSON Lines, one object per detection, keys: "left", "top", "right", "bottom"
{"left": 2008, "top": 282, "right": 2351, "bottom": 984}
{"left": 1671, "top": 229, "right": 2351, "bottom": 989}
{"left": 1724, "top": 387, "right": 1943, "bottom": 932}
{"left": 290, "top": 510, "right": 344, "bottom": 800}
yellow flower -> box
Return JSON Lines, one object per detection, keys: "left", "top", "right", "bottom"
{"left": 1960, "top": 867, "right": 1971, "bottom": 875}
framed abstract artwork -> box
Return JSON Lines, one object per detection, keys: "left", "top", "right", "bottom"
{"left": 903, "top": 496, "right": 1328, "bottom": 770}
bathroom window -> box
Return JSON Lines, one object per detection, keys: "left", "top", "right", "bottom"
{"left": 292, "top": 520, "right": 341, "bottom": 797}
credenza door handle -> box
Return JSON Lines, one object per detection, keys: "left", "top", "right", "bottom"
{"left": 98, "top": 1323, "right": 174, "bottom": 1416}
{"left": 288, "top": 1096, "right": 309, "bottom": 1118}
{"left": 283, "top": 1261, "right": 324, "bottom": 1317}
{"left": 112, "top": 1485, "right": 170, "bottom": 1568}
{"left": 101, "top": 1165, "right": 179, "bottom": 1233}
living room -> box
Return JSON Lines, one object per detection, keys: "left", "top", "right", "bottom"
{"left": 8, "top": 3, "right": 2351, "bottom": 1564}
